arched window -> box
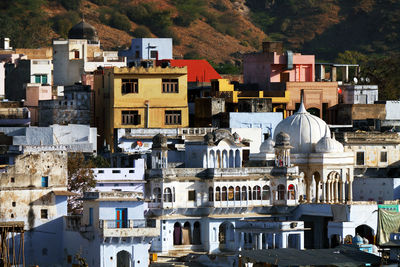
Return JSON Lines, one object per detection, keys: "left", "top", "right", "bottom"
{"left": 241, "top": 186, "right": 247, "bottom": 200}
{"left": 222, "top": 186, "right": 227, "bottom": 201}
{"left": 278, "top": 184, "right": 285, "bottom": 200}
{"left": 253, "top": 186, "right": 261, "bottom": 200}
{"left": 164, "top": 187, "right": 172, "bottom": 202}
{"left": 248, "top": 186, "right": 252, "bottom": 200}
{"left": 216, "top": 187, "right": 221, "bottom": 201}
{"left": 154, "top": 187, "right": 161, "bottom": 202}
{"left": 262, "top": 185, "right": 270, "bottom": 201}
{"left": 235, "top": 186, "right": 241, "bottom": 200}
{"left": 228, "top": 186, "right": 234, "bottom": 201}
{"left": 288, "top": 184, "right": 295, "bottom": 200}
{"left": 209, "top": 187, "right": 214, "bottom": 201}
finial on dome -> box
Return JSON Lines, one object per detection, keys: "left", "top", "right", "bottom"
{"left": 297, "top": 89, "right": 307, "bottom": 113}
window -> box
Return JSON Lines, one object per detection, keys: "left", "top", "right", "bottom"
{"left": 278, "top": 184, "right": 285, "bottom": 200}
{"left": 10, "top": 177, "right": 15, "bottom": 183}
{"left": 150, "top": 50, "right": 158, "bottom": 59}
{"left": 162, "top": 79, "right": 179, "bottom": 93}
{"left": 228, "top": 186, "right": 234, "bottom": 201}
{"left": 221, "top": 186, "right": 227, "bottom": 201}
{"left": 135, "top": 50, "right": 140, "bottom": 59}
{"left": 154, "top": 187, "right": 161, "bottom": 202}
{"left": 216, "top": 187, "right": 221, "bottom": 201}
{"left": 235, "top": 186, "right": 241, "bottom": 201}
{"left": 12, "top": 201, "right": 16, "bottom": 207}
{"left": 122, "top": 110, "right": 141, "bottom": 125}
{"left": 165, "top": 111, "right": 181, "bottom": 125}
{"left": 241, "top": 186, "right": 247, "bottom": 200}
{"left": 34, "top": 74, "right": 48, "bottom": 84}
{"left": 129, "top": 170, "right": 135, "bottom": 173}
{"left": 262, "top": 185, "right": 270, "bottom": 201}
{"left": 98, "top": 170, "right": 104, "bottom": 174}
{"left": 112, "top": 170, "right": 121, "bottom": 173}
{"left": 164, "top": 187, "right": 172, "bottom": 202}
{"left": 88, "top": 208, "right": 93, "bottom": 226}
{"left": 288, "top": 184, "right": 295, "bottom": 200}
{"left": 121, "top": 79, "right": 138, "bottom": 94}
{"left": 41, "top": 209, "right": 48, "bottom": 219}
{"left": 209, "top": 187, "right": 214, "bottom": 201}
{"left": 253, "top": 186, "right": 261, "bottom": 200}
{"left": 188, "top": 190, "right": 196, "bottom": 201}
{"left": 74, "top": 50, "right": 79, "bottom": 59}
{"left": 380, "top": 151, "right": 387, "bottom": 163}
{"left": 41, "top": 176, "right": 48, "bottom": 187}
{"left": 356, "top": 152, "right": 365, "bottom": 165}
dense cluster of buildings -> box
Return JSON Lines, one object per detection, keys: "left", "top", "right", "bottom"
{"left": 1, "top": 20, "right": 400, "bottom": 266}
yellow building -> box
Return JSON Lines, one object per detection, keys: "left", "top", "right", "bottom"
{"left": 211, "top": 79, "right": 291, "bottom": 118}
{"left": 94, "top": 65, "right": 189, "bottom": 151}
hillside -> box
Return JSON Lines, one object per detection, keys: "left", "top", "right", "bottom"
{"left": 0, "top": 0, "right": 267, "bottom": 64}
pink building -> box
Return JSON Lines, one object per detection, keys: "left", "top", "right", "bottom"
{"left": 24, "top": 83, "right": 52, "bottom": 125}
{"left": 244, "top": 42, "right": 315, "bottom": 90}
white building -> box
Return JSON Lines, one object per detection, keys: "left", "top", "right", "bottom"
{"left": 119, "top": 38, "right": 173, "bottom": 65}
{"left": 340, "top": 84, "right": 378, "bottom": 104}
{"left": 53, "top": 21, "right": 126, "bottom": 86}
{"left": 93, "top": 159, "right": 145, "bottom": 192}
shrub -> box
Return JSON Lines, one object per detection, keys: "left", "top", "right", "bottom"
{"left": 172, "top": 0, "right": 206, "bottom": 26}
{"left": 52, "top": 11, "right": 80, "bottom": 38}
{"left": 110, "top": 12, "right": 131, "bottom": 32}
{"left": 133, "top": 26, "right": 152, "bottom": 38}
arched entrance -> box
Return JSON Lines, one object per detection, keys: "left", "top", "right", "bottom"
{"left": 356, "top": 224, "right": 374, "bottom": 244}
{"left": 117, "top": 250, "right": 131, "bottom": 267}
{"left": 193, "top": 221, "right": 201, "bottom": 245}
{"left": 173, "top": 222, "right": 182, "bottom": 245}
{"left": 183, "top": 221, "right": 191, "bottom": 245}
{"left": 219, "top": 222, "right": 235, "bottom": 251}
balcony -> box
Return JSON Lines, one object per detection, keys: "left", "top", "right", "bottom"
{"left": 100, "top": 219, "right": 159, "bottom": 237}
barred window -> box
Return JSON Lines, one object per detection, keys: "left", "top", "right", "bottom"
{"left": 165, "top": 110, "right": 181, "bottom": 125}
{"left": 122, "top": 110, "right": 141, "bottom": 125}
{"left": 162, "top": 79, "right": 178, "bottom": 93}
{"left": 122, "top": 79, "right": 138, "bottom": 94}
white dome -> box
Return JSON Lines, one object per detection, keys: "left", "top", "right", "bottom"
{"left": 315, "top": 135, "right": 344, "bottom": 153}
{"left": 259, "top": 137, "right": 275, "bottom": 153}
{"left": 273, "top": 102, "right": 330, "bottom": 153}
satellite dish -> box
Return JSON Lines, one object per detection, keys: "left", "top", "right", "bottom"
{"left": 353, "top": 77, "right": 358, "bottom": 84}
{"left": 365, "top": 77, "right": 370, "bottom": 83}
{"left": 360, "top": 77, "right": 365, "bottom": 83}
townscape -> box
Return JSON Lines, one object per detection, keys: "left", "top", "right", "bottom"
{"left": 1, "top": 18, "right": 400, "bottom": 267}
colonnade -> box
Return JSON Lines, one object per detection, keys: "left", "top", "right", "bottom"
{"left": 305, "top": 171, "right": 353, "bottom": 204}
{"left": 207, "top": 149, "right": 242, "bottom": 168}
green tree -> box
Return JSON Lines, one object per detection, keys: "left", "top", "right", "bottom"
{"left": 335, "top": 50, "right": 368, "bottom": 65}
{"left": 133, "top": 26, "right": 152, "bottom": 38}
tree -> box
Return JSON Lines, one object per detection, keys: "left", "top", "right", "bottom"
{"left": 67, "top": 153, "right": 96, "bottom": 214}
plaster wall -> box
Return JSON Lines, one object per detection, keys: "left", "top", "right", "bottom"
{"left": 352, "top": 177, "right": 400, "bottom": 201}
{"left": 344, "top": 143, "right": 400, "bottom": 168}
{"left": 342, "top": 85, "right": 378, "bottom": 104}
{"left": 29, "top": 59, "right": 52, "bottom": 85}
{"left": 120, "top": 38, "right": 173, "bottom": 62}
{"left": 230, "top": 127, "right": 262, "bottom": 154}
{"left": 229, "top": 113, "right": 282, "bottom": 141}
{"left": 385, "top": 101, "right": 400, "bottom": 120}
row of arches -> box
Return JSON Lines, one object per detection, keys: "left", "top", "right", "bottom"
{"left": 207, "top": 149, "right": 241, "bottom": 168}
{"left": 209, "top": 184, "right": 296, "bottom": 202}
{"left": 152, "top": 187, "right": 175, "bottom": 203}
{"left": 306, "top": 170, "right": 353, "bottom": 203}
{"left": 173, "top": 221, "right": 201, "bottom": 246}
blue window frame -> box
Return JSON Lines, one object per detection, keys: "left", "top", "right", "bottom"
{"left": 115, "top": 208, "right": 127, "bottom": 228}
{"left": 41, "top": 176, "right": 48, "bottom": 187}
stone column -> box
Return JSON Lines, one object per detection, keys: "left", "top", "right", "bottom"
{"left": 332, "top": 66, "right": 337, "bottom": 82}
{"left": 348, "top": 181, "right": 353, "bottom": 203}
{"left": 316, "top": 181, "right": 320, "bottom": 203}
{"left": 334, "top": 181, "right": 338, "bottom": 203}
{"left": 272, "top": 233, "right": 276, "bottom": 249}
{"left": 341, "top": 181, "right": 346, "bottom": 203}
{"left": 258, "top": 233, "right": 263, "bottom": 250}
{"left": 321, "top": 182, "right": 326, "bottom": 203}
{"left": 326, "top": 181, "right": 331, "bottom": 203}
{"left": 239, "top": 232, "right": 244, "bottom": 251}
{"left": 330, "top": 182, "right": 334, "bottom": 203}
{"left": 306, "top": 182, "right": 311, "bottom": 203}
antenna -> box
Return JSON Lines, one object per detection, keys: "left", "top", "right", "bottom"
{"left": 353, "top": 77, "right": 358, "bottom": 84}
